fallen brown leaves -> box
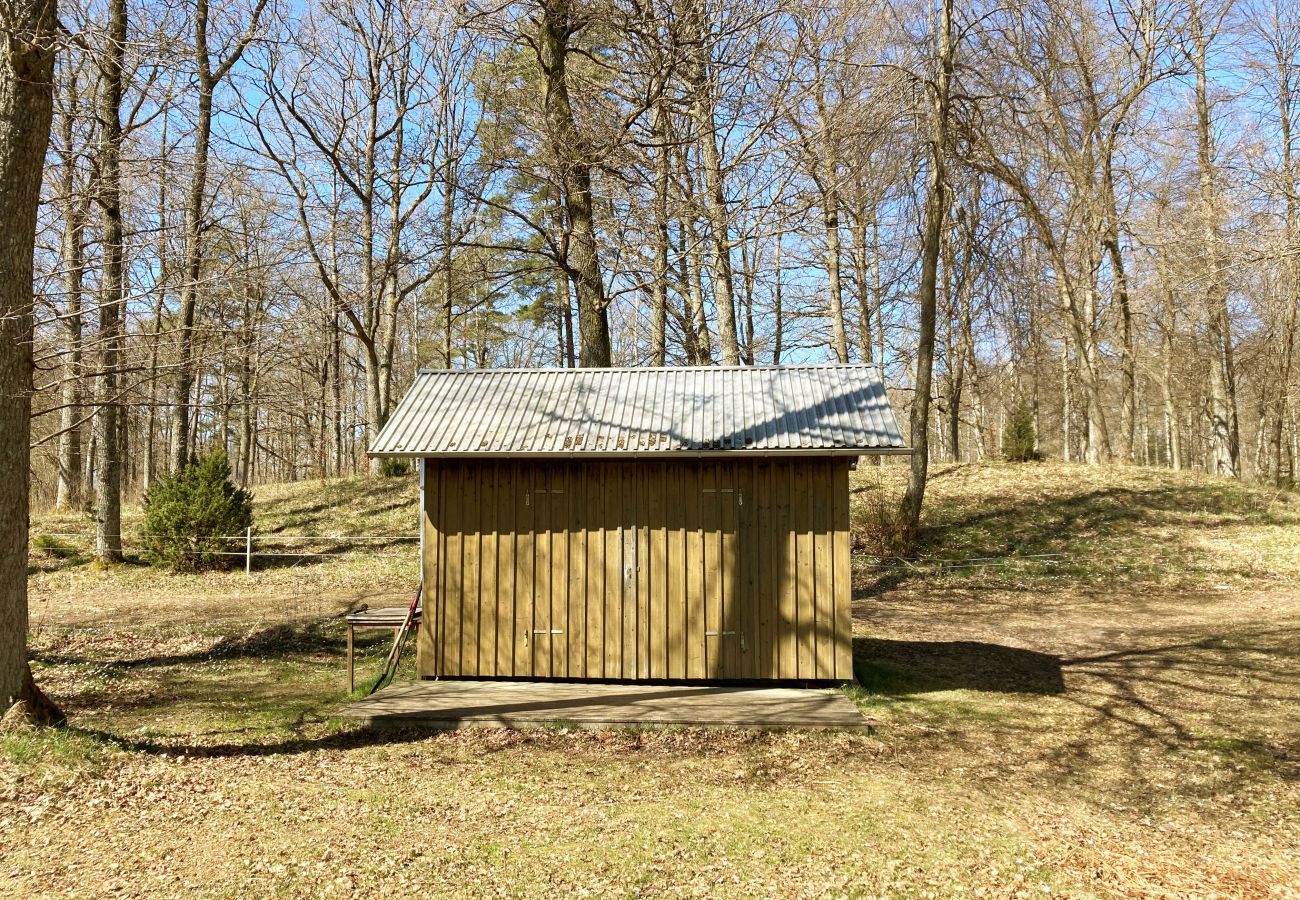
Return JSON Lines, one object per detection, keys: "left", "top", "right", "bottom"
{"left": 7, "top": 464, "right": 1300, "bottom": 897}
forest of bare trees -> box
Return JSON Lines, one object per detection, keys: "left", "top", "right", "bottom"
{"left": 21, "top": 0, "right": 1300, "bottom": 540}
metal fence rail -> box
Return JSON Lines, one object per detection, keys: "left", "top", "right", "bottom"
{"left": 38, "top": 528, "right": 1109, "bottom": 578}
{"left": 34, "top": 529, "right": 420, "bottom": 574}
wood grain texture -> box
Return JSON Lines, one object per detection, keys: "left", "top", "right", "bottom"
{"left": 833, "top": 459, "right": 854, "bottom": 680}
{"left": 341, "top": 680, "right": 869, "bottom": 731}
{"left": 514, "top": 464, "right": 534, "bottom": 678}
{"left": 416, "top": 459, "right": 852, "bottom": 682}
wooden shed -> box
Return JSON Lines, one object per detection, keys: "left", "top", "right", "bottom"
{"left": 369, "top": 365, "right": 908, "bottom": 683}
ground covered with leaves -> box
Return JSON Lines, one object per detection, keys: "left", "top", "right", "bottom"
{"left": 5, "top": 462, "right": 1299, "bottom": 897}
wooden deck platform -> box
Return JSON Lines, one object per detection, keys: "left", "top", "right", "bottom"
{"left": 336, "top": 680, "right": 868, "bottom": 731}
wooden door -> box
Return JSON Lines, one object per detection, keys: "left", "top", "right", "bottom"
{"left": 528, "top": 466, "right": 567, "bottom": 677}
{"left": 421, "top": 458, "right": 851, "bottom": 683}
{"left": 699, "top": 465, "right": 744, "bottom": 679}
{"left": 618, "top": 463, "right": 639, "bottom": 678}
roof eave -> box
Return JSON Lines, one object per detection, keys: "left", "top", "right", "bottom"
{"left": 367, "top": 447, "right": 914, "bottom": 459}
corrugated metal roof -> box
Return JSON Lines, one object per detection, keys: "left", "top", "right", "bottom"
{"left": 369, "top": 365, "right": 909, "bottom": 457}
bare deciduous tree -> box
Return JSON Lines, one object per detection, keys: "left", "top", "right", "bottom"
{"left": 1, "top": 0, "right": 62, "bottom": 726}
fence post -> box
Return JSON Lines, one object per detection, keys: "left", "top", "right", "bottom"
{"left": 245, "top": 526, "right": 253, "bottom": 576}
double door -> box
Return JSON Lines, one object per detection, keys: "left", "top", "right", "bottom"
{"left": 423, "top": 461, "right": 749, "bottom": 680}
{"left": 419, "top": 459, "right": 850, "bottom": 682}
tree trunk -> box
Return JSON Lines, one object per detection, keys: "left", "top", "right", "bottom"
{"left": 377, "top": 276, "right": 401, "bottom": 415}
{"left": 650, "top": 104, "right": 670, "bottom": 367}
{"left": 947, "top": 361, "right": 964, "bottom": 462}
{"left": 359, "top": 137, "right": 380, "bottom": 475}
{"left": 1161, "top": 287, "right": 1182, "bottom": 470}
{"left": 169, "top": 0, "right": 264, "bottom": 470}
{"left": 553, "top": 196, "right": 577, "bottom": 367}
{"left": 119, "top": 393, "right": 132, "bottom": 495}
{"left": 1190, "top": 1, "right": 1239, "bottom": 477}
{"left": 681, "top": 2, "right": 739, "bottom": 364}
{"left": 441, "top": 158, "right": 457, "bottom": 369}
{"left": 1101, "top": 155, "right": 1136, "bottom": 463}
{"left": 1113, "top": 244, "right": 1136, "bottom": 464}
{"left": 737, "top": 231, "right": 757, "bottom": 364}
{"left": 899, "top": 0, "right": 952, "bottom": 539}
{"left": 537, "top": 0, "right": 611, "bottom": 367}
{"left": 170, "top": 43, "right": 214, "bottom": 472}
{"left": 850, "top": 201, "right": 875, "bottom": 363}
{"left": 960, "top": 291, "right": 987, "bottom": 459}
{"left": 330, "top": 298, "right": 342, "bottom": 476}
{"left": 0, "top": 0, "right": 63, "bottom": 724}
{"left": 143, "top": 114, "right": 171, "bottom": 494}
{"left": 682, "top": 211, "right": 712, "bottom": 363}
{"left": 772, "top": 230, "right": 784, "bottom": 364}
{"left": 362, "top": 336, "right": 384, "bottom": 471}
{"left": 823, "top": 195, "right": 848, "bottom": 363}
{"left": 816, "top": 89, "right": 848, "bottom": 363}
{"left": 238, "top": 283, "right": 255, "bottom": 486}
{"left": 54, "top": 89, "right": 84, "bottom": 510}
{"left": 1061, "top": 330, "right": 1072, "bottom": 463}
{"left": 1052, "top": 271, "right": 1112, "bottom": 465}
{"left": 559, "top": 263, "right": 575, "bottom": 366}
{"left": 143, "top": 287, "right": 166, "bottom": 493}
{"left": 1271, "top": 37, "right": 1299, "bottom": 485}
{"left": 93, "top": 0, "right": 127, "bottom": 565}
{"left": 568, "top": 176, "right": 610, "bottom": 367}
{"left": 187, "top": 369, "right": 202, "bottom": 455}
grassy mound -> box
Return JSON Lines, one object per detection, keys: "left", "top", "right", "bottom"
{"left": 851, "top": 460, "right": 1300, "bottom": 589}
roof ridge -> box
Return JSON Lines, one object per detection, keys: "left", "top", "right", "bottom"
{"left": 416, "top": 364, "right": 884, "bottom": 375}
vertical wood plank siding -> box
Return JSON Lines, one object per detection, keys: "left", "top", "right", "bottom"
{"left": 419, "top": 458, "right": 854, "bottom": 682}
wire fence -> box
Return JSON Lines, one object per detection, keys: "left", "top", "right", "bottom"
{"left": 35, "top": 530, "right": 420, "bottom": 573}
{"left": 850, "top": 550, "right": 1069, "bottom": 568}
{"left": 37, "top": 527, "right": 1098, "bottom": 578}
{"left": 848, "top": 549, "right": 1148, "bottom": 579}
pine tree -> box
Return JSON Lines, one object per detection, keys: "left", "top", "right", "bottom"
{"left": 1003, "top": 400, "right": 1039, "bottom": 462}
{"left": 141, "top": 452, "right": 254, "bottom": 571}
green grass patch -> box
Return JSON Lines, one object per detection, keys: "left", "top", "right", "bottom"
{"left": 32, "top": 533, "right": 81, "bottom": 558}
{"left": 849, "top": 657, "right": 915, "bottom": 697}
{"left": 1196, "top": 736, "right": 1283, "bottom": 773}
{"left": 844, "top": 656, "right": 1016, "bottom": 729}
{"left": 0, "top": 727, "right": 118, "bottom": 776}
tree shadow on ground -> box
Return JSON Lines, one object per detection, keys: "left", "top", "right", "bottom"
{"left": 851, "top": 629, "right": 1300, "bottom": 785}
{"left": 27, "top": 535, "right": 91, "bottom": 575}
{"left": 244, "top": 536, "right": 413, "bottom": 572}
{"left": 264, "top": 483, "right": 413, "bottom": 532}
{"left": 66, "top": 720, "right": 437, "bottom": 760}
{"left": 859, "top": 481, "right": 1293, "bottom": 594}
{"left": 854, "top": 638, "right": 1065, "bottom": 695}
{"left": 33, "top": 615, "right": 370, "bottom": 670}
{"left": 1047, "top": 628, "right": 1300, "bottom": 772}
{"left": 27, "top": 548, "right": 150, "bottom": 577}
{"left": 32, "top": 616, "right": 1299, "bottom": 772}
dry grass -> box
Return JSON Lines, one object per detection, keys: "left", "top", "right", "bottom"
{"left": 26, "top": 473, "right": 420, "bottom": 629}
{"left": 5, "top": 462, "right": 1299, "bottom": 897}
{"left": 849, "top": 585, "right": 1299, "bottom": 897}
{"left": 851, "top": 460, "right": 1300, "bottom": 588}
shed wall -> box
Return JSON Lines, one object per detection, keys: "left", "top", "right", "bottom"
{"left": 418, "top": 458, "right": 853, "bottom": 681}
